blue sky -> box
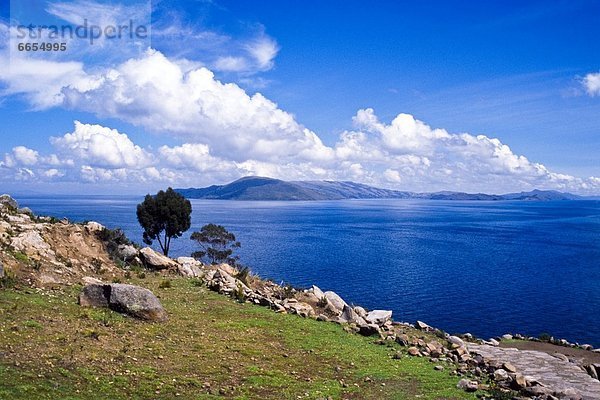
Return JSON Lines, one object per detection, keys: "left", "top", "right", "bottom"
{"left": 0, "top": 0, "right": 599, "bottom": 194}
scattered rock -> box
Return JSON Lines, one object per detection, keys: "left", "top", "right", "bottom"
{"left": 176, "top": 257, "right": 203, "bottom": 278}
{"left": 365, "top": 310, "right": 392, "bottom": 326}
{"left": 502, "top": 362, "right": 517, "bottom": 373}
{"left": 353, "top": 306, "right": 367, "bottom": 318}
{"left": 493, "top": 368, "right": 509, "bottom": 381}
{"left": 395, "top": 334, "right": 409, "bottom": 346}
{"left": 447, "top": 335, "right": 465, "bottom": 348}
{"left": 502, "top": 334, "right": 513, "bottom": 340}
{"left": 457, "top": 378, "right": 478, "bottom": 392}
{"left": 512, "top": 373, "right": 527, "bottom": 389}
{"left": 358, "top": 324, "right": 380, "bottom": 337}
{"left": 434, "top": 365, "right": 444, "bottom": 371}
{"left": 140, "top": 247, "right": 177, "bottom": 270}
{"left": 416, "top": 320, "right": 433, "bottom": 331}
{"left": 339, "top": 304, "right": 363, "bottom": 324}
{"left": 407, "top": 347, "right": 420, "bottom": 356}
{"left": 0, "top": 261, "right": 4, "bottom": 279}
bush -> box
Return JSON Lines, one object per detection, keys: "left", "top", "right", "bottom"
{"left": 159, "top": 279, "right": 172, "bottom": 289}
{"left": 235, "top": 266, "right": 251, "bottom": 285}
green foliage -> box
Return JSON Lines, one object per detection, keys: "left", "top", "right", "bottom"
{"left": 0, "top": 269, "right": 17, "bottom": 289}
{"left": 538, "top": 332, "right": 552, "bottom": 342}
{"left": 190, "top": 223, "right": 241, "bottom": 265}
{"left": 136, "top": 188, "right": 192, "bottom": 257}
{"left": 316, "top": 296, "right": 328, "bottom": 308}
{"left": 189, "top": 278, "right": 203, "bottom": 287}
{"left": 234, "top": 283, "right": 246, "bottom": 303}
{"left": 159, "top": 279, "right": 172, "bottom": 289}
{"left": 96, "top": 227, "right": 133, "bottom": 264}
{"left": 12, "top": 251, "right": 29, "bottom": 263}
{"left": 235, "top": 266, "right": 251, "bottom": 285}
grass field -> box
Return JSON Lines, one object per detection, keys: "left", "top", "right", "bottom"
{"left": 0, "top": 276, "right": 477, "bottom": 399}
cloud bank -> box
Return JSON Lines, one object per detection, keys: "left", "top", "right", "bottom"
{"left": 0, "top": 30, "right": 598, "bottom": 193}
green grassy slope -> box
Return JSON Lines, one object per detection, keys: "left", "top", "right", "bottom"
{"left": 0, "top": 277, "right": 475, "bottom": 399}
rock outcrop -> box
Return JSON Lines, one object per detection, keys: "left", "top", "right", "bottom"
{"left": 0, "top": 194, "right": 18, "bottom": 210}
{"left": 79, "top": 283, "right": 168, "bottom": 322}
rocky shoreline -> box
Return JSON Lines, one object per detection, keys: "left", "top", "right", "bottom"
{"left": 1, "top": 194, "right": 599, "bottom": 399}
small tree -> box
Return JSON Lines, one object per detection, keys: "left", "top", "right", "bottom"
{"left": 191, "top": 223, "right": 241, "bottom": 265}
{"left": 136, "top": 188, "right": 192, "bottom": 256}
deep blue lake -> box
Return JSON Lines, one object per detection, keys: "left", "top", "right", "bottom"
{"left": 14, "top": 196, "right": 600, "bottom": 347}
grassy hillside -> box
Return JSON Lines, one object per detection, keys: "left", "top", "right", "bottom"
{"left": 0, "top": 276, "right": 476, "bottom": 400}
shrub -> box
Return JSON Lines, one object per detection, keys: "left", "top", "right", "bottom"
{"left": 235, "top": 266, "right": 251, "bottom": 285}
{"left": 317, "top": 296, "right": 328, "bottom": 308}
{"left": 0, "top": 269, "right": 17, "bottom": 289}
{"left": 159, "top": 279, "right": 172, "bottom": 289}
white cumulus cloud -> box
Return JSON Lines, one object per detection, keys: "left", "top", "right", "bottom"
{"left": 582, "top": 72, "right": 600, "bottom": 96}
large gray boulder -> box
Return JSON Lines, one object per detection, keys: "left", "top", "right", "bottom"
{"left": 109, "top": 284, "right": 168, "bottom": 322}
{"left": 79, "top": 283, "right": 168, "bottom": 322}
{"left": 0, "top": 194, "right": 18, "bottom": 210}
{"left": 79, "top": 284, "right": 110, "bottom": 307}
{"left": 139, "top": 247, "right": 177, "bottom": 269}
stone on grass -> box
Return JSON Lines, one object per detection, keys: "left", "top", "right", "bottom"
{"left": 457, "top": 378, "right": 478, "bottom": 392}
{"left": 79, "top": 283, "right": 168, "bottom": 322}
{"left": 79, "top": 284, "right": 110, "bottom": 308}
{"left": 109, "top": 284, "right": 168, "bottom": 322}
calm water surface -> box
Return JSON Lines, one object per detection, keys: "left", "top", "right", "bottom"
{"left": 15, "top": 196, "right": 600, "bottom": 346}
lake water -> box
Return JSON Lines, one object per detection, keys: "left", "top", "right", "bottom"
{"left": 15, "top": 196, "right": 600, "bottom": 347}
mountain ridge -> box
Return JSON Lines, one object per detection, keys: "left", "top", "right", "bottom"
{"left": 175, "top": 176, "right": 590, "bottom": 201}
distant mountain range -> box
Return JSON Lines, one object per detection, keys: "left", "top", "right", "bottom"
{"left": 175, "top": 176, "right": 593, "bottom": 201}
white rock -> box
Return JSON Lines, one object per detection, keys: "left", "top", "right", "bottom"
{"left": 310, "top": 285, "right": 324, "bottom": 299}
{"left": 323, "top": 291, "right": 348, "bottom": 312}
{"left": 365, "top": 310, "right": 392, "bottom": 326}
{"left": 11, "top": 230, "right": 55, "bottom": 258}
{"left": 448, "top": 335, "right": 465, "bottom": 347}
{"left": 139, "top": 247, "right": 177, "bottom": 269}
{"left": 82, "top": 276, "right": 103, "bottom": 285}
{"left": 84, "top": 221, "right": 105, "bottom": 233}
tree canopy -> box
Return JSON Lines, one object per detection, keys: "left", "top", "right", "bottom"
{"left": 191, "top": 223, "right": 241, "bottom": 265}
{"left": 136, "top": 188, "right": 192, "bottom": 256}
